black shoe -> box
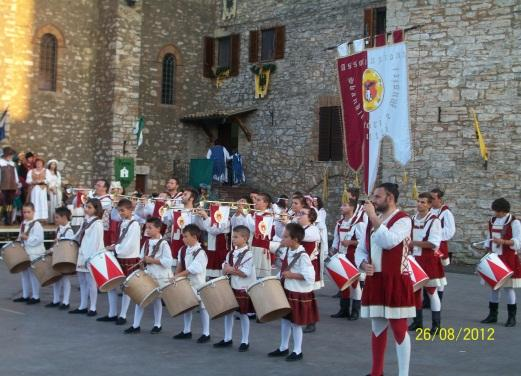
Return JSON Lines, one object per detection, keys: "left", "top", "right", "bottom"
{"left": 59, "top": 304, "right": 70, "bottom": 310}
{"left": 26, "top": 298, "right": 40, "bottom": 305}
{"left": 96, "top": 315, "right": 117, "bottom": 322}
{"left": 331, "top": 298, "right": 350, "bottom": 318}
{"left": 150, "top": 326, "right": 162, "bottom": 334}
{"left": 248, "top": 314, "right": 256, "bottom": 320}
{"left": 431, "top": 311, "right": 441, "bottom": 333}
{"left": 408, "top": 309, "right": 423, "bottom": 331}
{"left": 238, "top": 343, "right": 249, "bottom": 352}
{"left": 197, "top": 335, "right": 211, "bottom": 343}
{"left": 124, "top": 326, "right": 140, "bottom": 334}
{"left": 422, "top": 288, "right": 431, "bottom": 309}
{"left": 505, "top": 304, "right": 517, "bottom": 327}
{"left": 303, "top": 323, "right": 316, "bottom": 333}
{"left": 87, "top": 310, "right": 97, "bottom": 317}
{"left": 268, "top": 348, "right": 289, "bottom": 357}
{"left": 173, "top": 331, "right": 192, "bottom": 340}
{"left": 481, "top": 302, "right": 499, "bottom": 324}
{"left": 285, "top": 352, "right": 303, "bottom": 361}
{"left": 12, "top": 297, "right": 29, "bottom": 303}
{"left": 115, "top": 317, "right": 127, "bottom": 326}
{"left": 213, "top": 339, "right": 233, "bottom": 348}
{"left": 348, "top": 300, "right": 361, "bottom": 321}
{"left": 45, "top": 302, "right": 60, "bottom": 308}
{"left": 69, "top": 308, "right": 88, "bottom": 314}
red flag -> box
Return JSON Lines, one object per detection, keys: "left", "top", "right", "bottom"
{"left": 210, "top": 204, "right": 220, "bottom": 226}
{"left": 374, "top": 34, "right": 386, "bottom": 47}
{"left": 393, "top": 29, "right": 404, "bottom": 43}
{"left": 152, "top": 200, "right": 164, "bottom": 218}
{"left": 75, "top": 192, "right": 83, "bottom": 208}
{"left": 172, "top": 210, "right": 181, "bottom": 232}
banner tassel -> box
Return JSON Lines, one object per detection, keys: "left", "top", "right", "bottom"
{"left": 341, "top": 183, "right": 350, "bottom": 205}
{"left": 411, "top": 179, "right": 419, "bottom": 200}
{"left": 322, "top": 167, "right": 329, "bottom": 203}
{"left": 402, "top": 170, "right": 408, "bottom": 186}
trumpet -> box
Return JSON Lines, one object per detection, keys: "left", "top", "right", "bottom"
{"left": 71, "top": 187, "right": 92, "bottom": 192}
{"left": 157, "top": 205, "right": 210, "bottom": 218}
{"left": 200, "top": 200, "right": 255, "bottom": 208}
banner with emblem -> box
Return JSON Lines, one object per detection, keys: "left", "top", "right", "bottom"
{"left": 337, "top": 42, "right": 411, "bottom": 193}
{"left": 255, "top": 214, "right": 273, "bottom": 240}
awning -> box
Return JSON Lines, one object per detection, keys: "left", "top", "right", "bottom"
{"left": 180, "top": 107, "right": 256, "bottom": 141}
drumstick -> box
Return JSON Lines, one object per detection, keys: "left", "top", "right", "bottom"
{"left": 472, "top": 239, "right": 490, "bottom": 247}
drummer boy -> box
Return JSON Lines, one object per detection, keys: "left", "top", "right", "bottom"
{"left": 173, "top": 224, "right": 211, "bottom": 343}
{"left": 214, "top": 225, "right": 256, "bottom": 352}
{"left": 268, "top": 223, "right": 318, "bottom": 362}
{"left": 12, "top": 203, "right": 45, "bottom": 304}
{"left": 124, "top": 217, "right": 174, "bottom": 334}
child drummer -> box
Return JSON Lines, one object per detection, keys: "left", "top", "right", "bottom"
{"left": 173, "top": 224, "right": 211, "bottom": 343}
{"left": 214, "top": 225, "right": 256, "bottom": 352}
{"left": 124, "top": 217, "right": 174, "bottom": 334}
{"left": 12, "top": 203, "right": 45, "bottom": 304}
{"left": 99, "top": 198, "right": 141, "bottom": 325}
{"left": 268, "top": 223, "right": 319, "bottom": 362}
{"left": 46, "top": 207, "right": 75, "bottom": 310}
{"left": 69, "top": 198, "right": 104, "bottom": 316}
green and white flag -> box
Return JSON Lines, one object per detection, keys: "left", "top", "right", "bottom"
{"left": 133, "top": 116, "right": 144, "bottom": 147}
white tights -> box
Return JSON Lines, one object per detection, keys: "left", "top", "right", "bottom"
{"left": 183, "top": 306, "right": 210, "bottom": 336}
{"left": 77, "top": 272, "right": 97, "bottom": 311}
{"left": 490, "top": 287, "right": 516, "bottom": 304}
{"left": 279, "top": 319, "right": 304, "bottom": 355}
{"left": 21, "top": 268, "right": 40, "bottom": 299}
{"left": 224, "top": 313, "right": 250, "bottom": 344}
{"left": 52, "top": 276, "right": 71, "bottom": 304}
{"left": 107, "top": 289, "right": 131, "bottom": 318}
{"left": 132, "top": 299, "right": 162, "bottom": 328}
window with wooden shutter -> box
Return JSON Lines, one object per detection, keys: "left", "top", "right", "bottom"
{"left": 217, "top": 36, "right": 231, "bottom": 68}
{"left": 39, "top": 33, "right": 58, "bottom": 91}
{"left": 249, "top": 30, "right": 259, "bottom": 63}
{"left": 318, "top": 106, "right": 343, "bottom": 161}
{"left": 260, "top": 28, "right": 276, "bottom": 61}
{"left": 230, "top": 34, "right": 240, "bottom": 76}
{"left": 203, "top": 36, "right": 215, "bottom": 78}
{"left": 364, "top": 7, "right": 386, "bottom": 47}
{"left": 274, "top": 25, "right": 285, "bottom": 59}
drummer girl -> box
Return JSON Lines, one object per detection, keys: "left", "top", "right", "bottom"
{"left": 481, "top": 198, "right": 521, "bottom": 327}
{"left": 214, "top": 225, "right": 256, "bottom": 352}
{"left": 125, "top": 217, "right": 173, "bottom": 334}
{"left": 268, "top": 223, "right": 318, "bottom": 362}
{"left": 12, "top": 203, "right": 45, "bottom": 304}
{"left": 69, "top": 198, "right": 104, "bottom": 317}
{"left": 46, "top": 206, "right": 75, "bottom": 310}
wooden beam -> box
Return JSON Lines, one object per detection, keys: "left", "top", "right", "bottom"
{"left": 232, "top": 116, "right": 252, "bottom": 142}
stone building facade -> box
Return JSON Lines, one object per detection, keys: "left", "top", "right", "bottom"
{"left": 0, "top": 0, "right": 520, "bottom": 262}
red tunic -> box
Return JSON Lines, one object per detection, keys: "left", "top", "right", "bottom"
{"left": 301, "top": 240, "right": 320, "bottom": 284}
{"left": 413, "top": 214, "right": 445, "bottom": 283}
{"left": 488, "top": 215, "right": 521, "bottom": 288}
{"left": 206, "top": 233, "right": 229, "bottom": 275}
{"left": 361, "top": 211, "right": 415, "bottom": 319}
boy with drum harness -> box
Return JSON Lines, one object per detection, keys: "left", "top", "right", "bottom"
{"left": 214, "top": 225, "right": 256, "bottom": 352}
{"left": 98, "top": 198, "right": 141, "bottom": 326}
{"left": 173, "top": 224, "right": 211, "bottom": 343}
{"left": 481, "top": 198, "right": 521, "bottom": 327}
{"left": 124, "top": 217, "right": 173, "bottom": 334}
{"left": 12, "top": 203, "right": 45, "bottom": 304}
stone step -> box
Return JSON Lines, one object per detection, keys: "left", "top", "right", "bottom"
{"left": 212, "top": 185, "right": 253, "bottom": 201}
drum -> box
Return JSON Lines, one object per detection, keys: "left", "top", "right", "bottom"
{"left": 477, "top": 253, "right": 514, "bottom": 290}
{"left": 1, "top": 241, "right": 31, "bottom": 273}
{"left": 198, "top": 276, "right": 239, "bottom": 320}
{"left": 408, "top": 255, "right": 429, "bottom": 292}
{"left": 160, "top": 277, "right": 199, "bottom": 317}
{"left": 32, "top": 255, "right": 62, "bottom": 287}
{"left": 325, "top": 254, "right": 360, "bottom": 291}
{"left": 123, "top": 269, "right": 160, "bottom": 308}
{"left": 247, "top": 276, "right": 291, "bottom": 323}
{"left": 51, "top": 240, "right": 79, "bottom": 274}
{"left": 86, "top": 251, "right": 126, "bottom": 292}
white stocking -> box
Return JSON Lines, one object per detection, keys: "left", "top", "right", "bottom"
{"left": 21, "top": 270, "right": 31, "bottom": 298}
{"left": 279, "top": 319, "right": 291, "bottom": 351}
{"left": 200, "top": 307, "right": 210, "bottom": 336}
{"left": 350, "top": 283, "right": 362, "bottom": 300}
{"left": 62, "top": 276, "right": 71, "bottom": 305}
{"left": 107, "top": 289, "right": 118, "bottom": 317}
{"left": 490, "top": 289, "right": 500, "bottom": 303}
{"left": 428, "top": 290, "right": 441, "bottom": 311}
{"left": 504, "top": 287, "right": 516, "bottom": 304}
{"left": 78, "top": 272, "right": 89, "bottom": 309}
{"left": 86, "top": 273, "right": 97, "bottom": 311}
{"left": 224, "top": 313, "right": 234, "bottom": 341}
{"left": 153, "top": 299, "right": 162, "bottom": 327}
{"left": 183, "top": 311, "right": 193, "bottom": 333}
{"left": 395, "top": 332, "right": 411, "bottom": 376}
{"left": 133, "top": 304, "right": 144, "bottom": 328}
{"left": 119, "top": 294, "right": 131, "bottom": 318}
{"left": 28, "top": 269, "right": 40, "bottom": 299}
{"left": 291, "top": 323, "right": 303, "bottom": 355}
{"left": 240, "top": 314, "right": 250, "bottom": 344}
{"left": 52, "top": 280, "right": 62, "bottom": 303}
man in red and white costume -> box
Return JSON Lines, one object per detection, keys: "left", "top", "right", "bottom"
{"left": 408, "top": 192, "right": 445, "bottom": 332}
{"left": 165, "top": 177, "right": 183, "bottom": 206}
{"left": 481, "top": 198, "right": 521, "bottom": 327}
{"left": 355, "top": 183, "right": 415, "bottom": 376}
{"left": 429, "top": 188, "right": 455, "bottom": 305}
{"left": 87, "top": 179, "right": 113, "bottom": 246}
{"left": 331, "top": 198, "right": 367, "bottom": 320}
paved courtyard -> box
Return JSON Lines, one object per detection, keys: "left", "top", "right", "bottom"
{"left": 0, "top": 264, "right": 518, "bottom": 376}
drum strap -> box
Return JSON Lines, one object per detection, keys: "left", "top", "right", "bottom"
{"left": 117, "top": 220, "right": 137, "bottom": 244}
{"left": 57, "top": 226, "right": 74, "bottom": 240}
{"left": 18, "top": 221, "right": 37, "bottom": 242}
{"left": 281, "top": 250, "right": 305, "bottom": 273}
{"left": 148, "top": 239, "right": 165, "bottom": 258}
{"left": 228, "top": 248, "right": 249, "bottom": 268}
{"left": 77, "top": 219, "right": 100, "bottom": 244}
{"left": 180, "top": 246, "right": 203, "bottom": 271}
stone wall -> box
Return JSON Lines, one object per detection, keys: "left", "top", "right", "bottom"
{"left": 384, "top": 0, "right": 521, "bottom": 261}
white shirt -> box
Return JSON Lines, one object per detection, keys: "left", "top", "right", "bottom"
{"left": 163, "top": 209, "right": 199, "bottom": 240}
{"left": 487, "top": 214, "right": 521, "bottom": 255}
{"left": 223, "top": 246, "right": 256, "bottom": 290}
{"left": 76, "top": 216, "right": 105, "bottom": 272}
{"left": 411, "top": 212, "right": 442, "bottom": 256}
{"left": 19, "top": 220, "right": 45, "bottom": 261}
{"left": 279, "top": 245, "right": 315, "bottom": 293}
{"left": 332, "top": 215, "right": 367, "bottom": 254}
{"left": 56, "top": 223, "right": 75, "bottom": 241}
{"left": 141, "top": 238, "right": 174, "bottom": 287}
{"left": 114, "top": 219, "right": 141, "bottom": 258}
{"left": 430, "top": 206, "right": 456, "bottom": 241}
{"left": 178, "top": 242, "right": 207, "bottom": 290}
{"left": 201, "top": 217, "right": 230, "bottom": 251}
{"left": 355, "top": 209, "right": 412, "bottom": 272}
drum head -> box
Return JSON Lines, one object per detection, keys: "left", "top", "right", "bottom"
{"left": 259, "top": 307, "right": 291, "bottom": 323}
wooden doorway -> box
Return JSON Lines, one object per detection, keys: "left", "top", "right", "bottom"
{"left": 135, "top": 174, "right": 147, "bottom": 193}
{"left": 218, "top": 122, "right": 239, "bottom": 154}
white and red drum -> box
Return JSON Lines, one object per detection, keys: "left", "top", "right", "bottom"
{"left": 1, "top": 241, "right": 31, "bottom": 273}
{"left": 407, "top": 255, "right": 429, "bottom": 292}
{"left": 32, "top": 255, "right": 62, "bottom": 287}
{"left": 86, "top": 251, "right": 126, "bottom": 292}
{"left": 123, "top": 269, "right": 160, "bottom": 308}
{"left": 477, "top": 253, "right": 513, "bottom": 290}
{"left": 51, "top": 240, "right": 79, "bottom": 274}
{"left": 325, "top": 254, "right": 360, "bottom": 291}
{"left": 160, "top": 277, "right": 199, "bottom": 317}
{"left": 247, "top": 276, "right": 291, "bottom": 323}
{"left": 198, "top": 276, "right": 239, "bottom": 320}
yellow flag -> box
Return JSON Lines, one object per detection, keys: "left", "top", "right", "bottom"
{"left": 341, "top": 183, "right": 350, "bottom": 205}
{"left": 411, "top": 179, "right": 419, "bottom": 200}
{"left": 471, "top": 109, "right": 488, "bottom": 167}
{"left": 322, "top": 167, "right": 329, "bottom": 203}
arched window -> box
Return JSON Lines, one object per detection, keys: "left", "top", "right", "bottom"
{"left": 161, "top": 53, "right": 175, "bottom": 105}
{"left": 39, "top": 33, "right": 58, "bottom": 91}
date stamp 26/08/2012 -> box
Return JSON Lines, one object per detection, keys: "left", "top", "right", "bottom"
{"left": 415, "top": 327, "right": 495, "bottom": 342}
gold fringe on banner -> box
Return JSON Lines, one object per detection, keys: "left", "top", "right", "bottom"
{"left": 411, "top": 179, "right": 419, "bottom": 200}
{"left": 402, "top": 170, "right": 408, "bottom": 186}
{"left": 354, "top": 172, "right": 360, "bottom": 189}
{"left": 341, "top": 183, "right": 350, "bottom": 205}
{"left": 322, "top": 167, "right": 329, "bottom": 203}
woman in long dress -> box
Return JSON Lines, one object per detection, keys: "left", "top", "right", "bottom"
{"left": 47, "top": 159, "right": 62, "bottom": 223}
{"left": 207, "top": 139, "right": 231, "bottom": 184}
{"left": 26, "top": 158, "right": 51, "bottom": 221}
